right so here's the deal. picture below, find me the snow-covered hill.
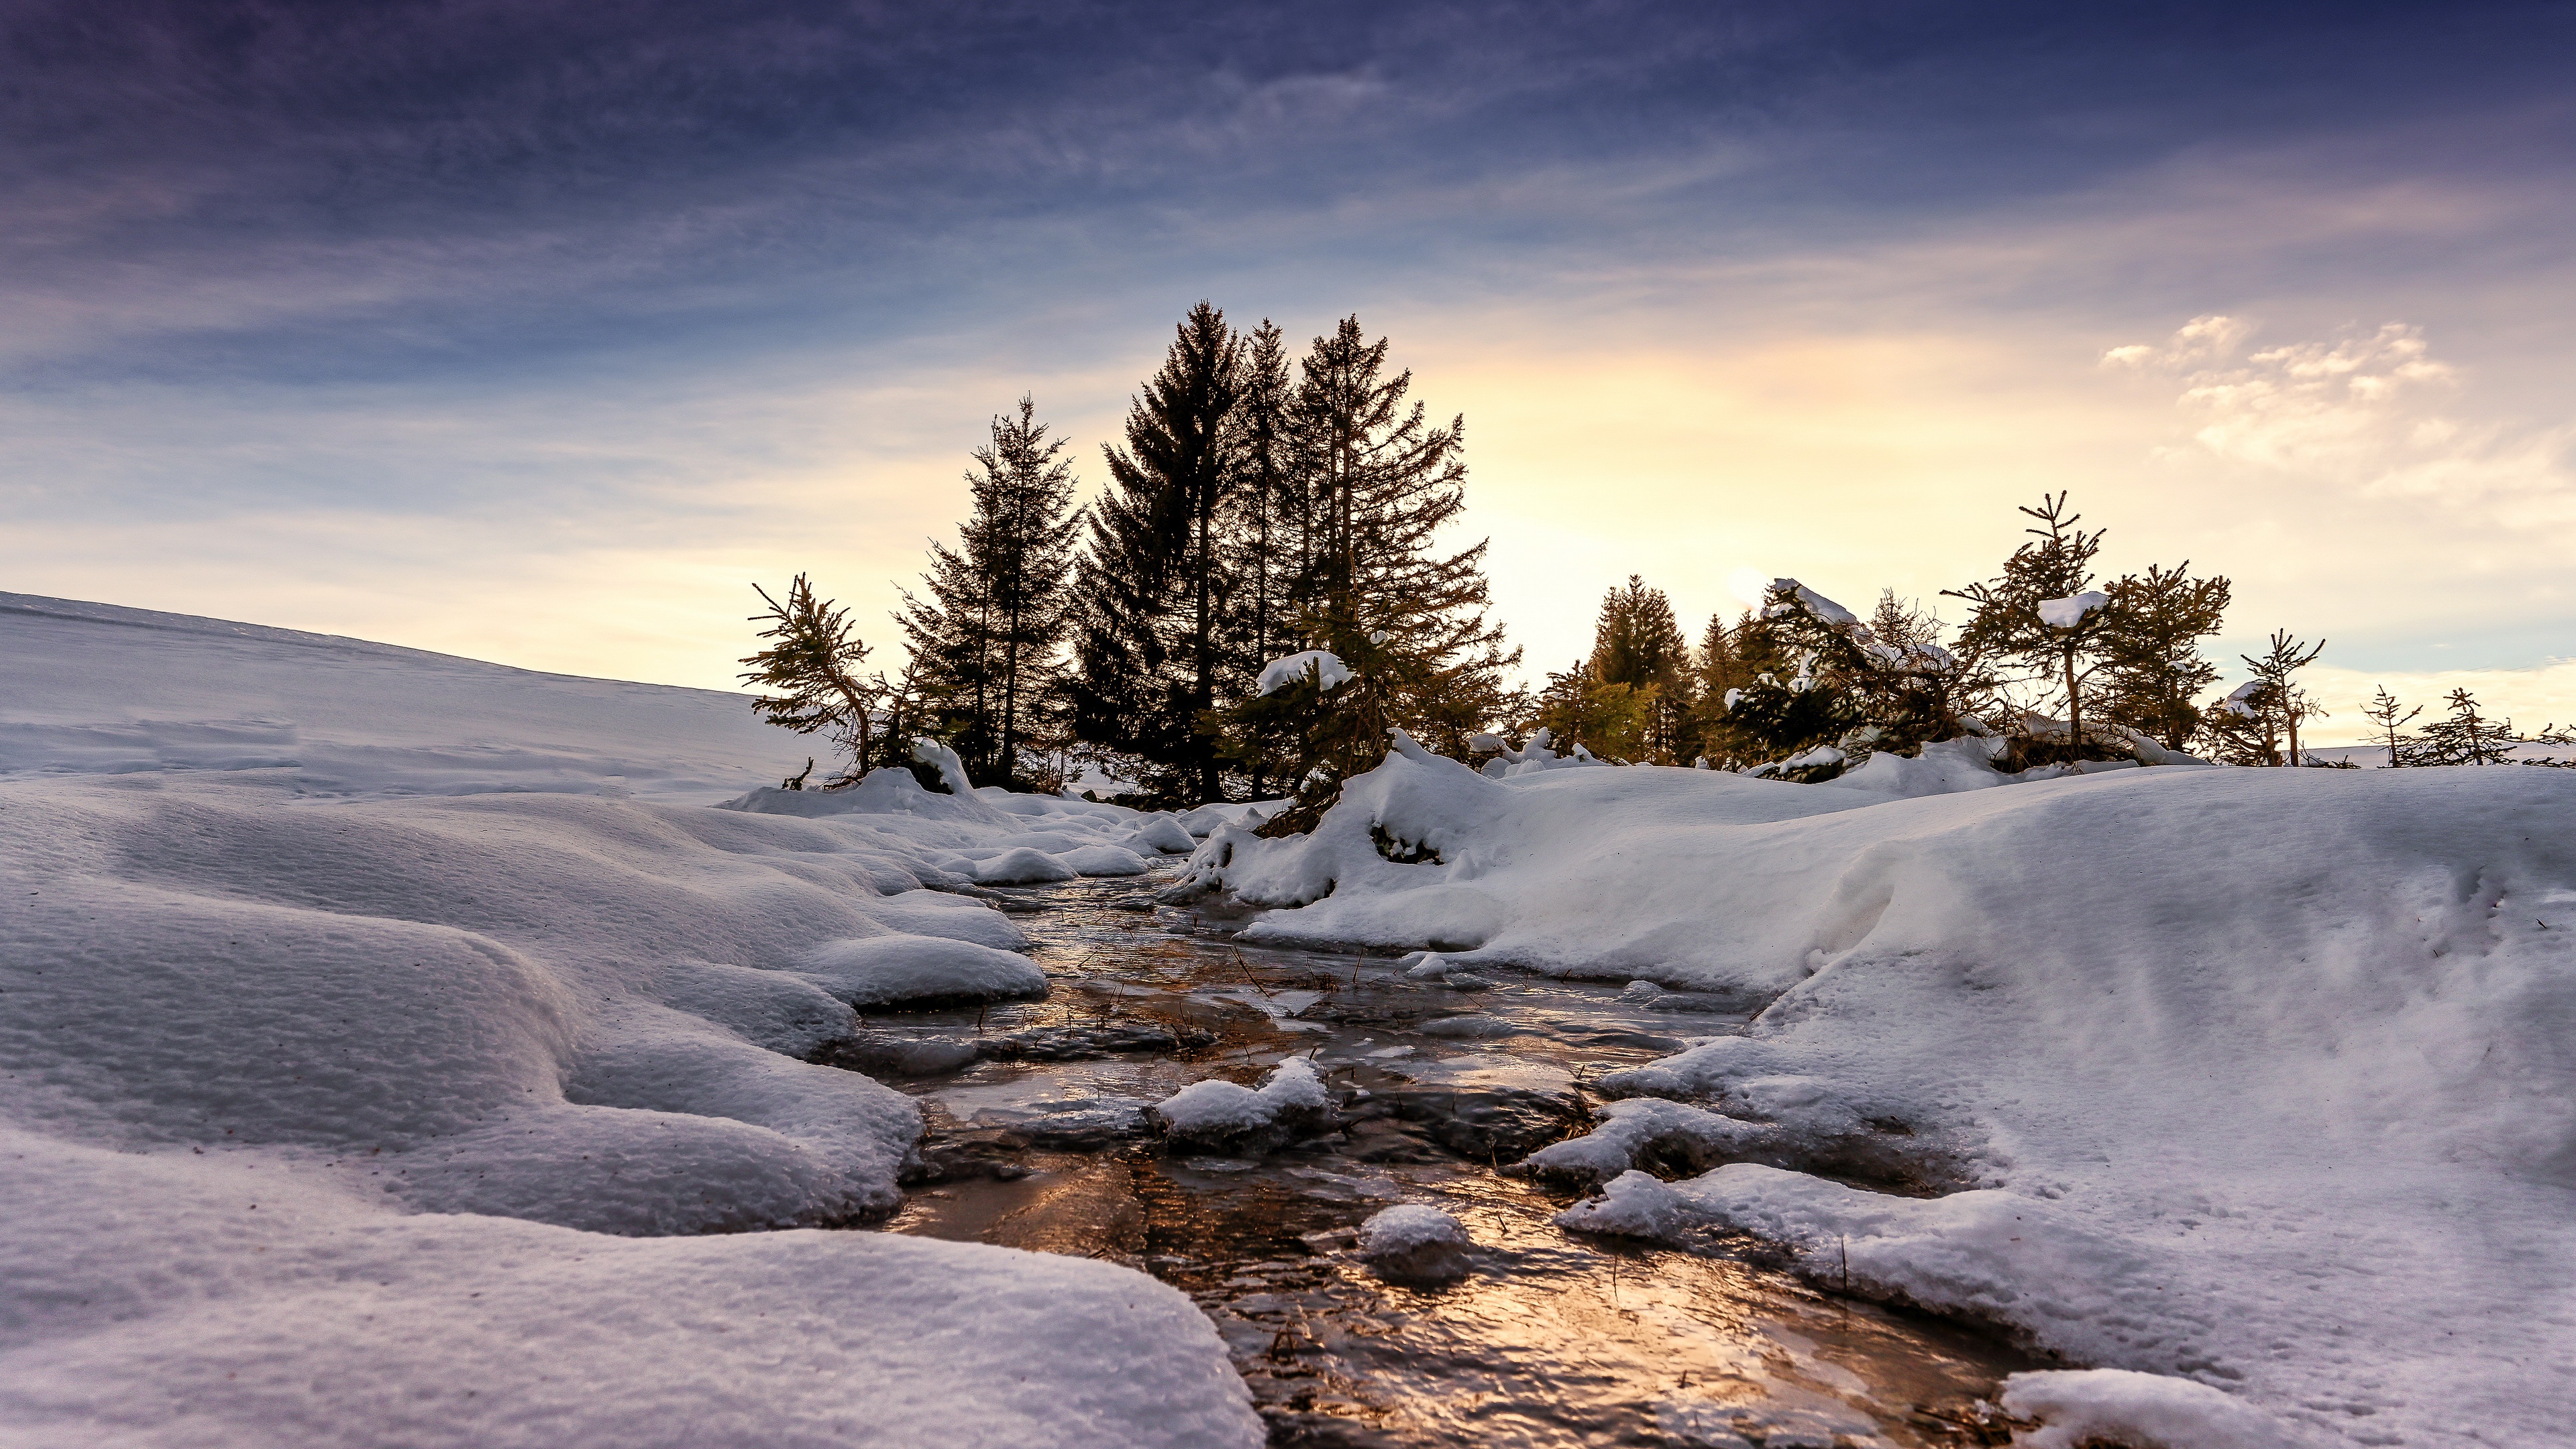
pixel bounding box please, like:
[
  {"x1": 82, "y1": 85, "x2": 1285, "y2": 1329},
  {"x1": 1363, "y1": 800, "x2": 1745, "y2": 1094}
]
[
  {"x1": 0, "y1": 594, "x2": 1261, "y2": 1449},
  {"x1": 1179, "y1": 741, "x2": 2576, "y2": 1447}
]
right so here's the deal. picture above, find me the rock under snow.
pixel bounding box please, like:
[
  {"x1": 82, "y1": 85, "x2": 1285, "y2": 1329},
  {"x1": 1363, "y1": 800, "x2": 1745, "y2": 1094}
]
[
  {"x1": 796, "y1": 934, "x2": 1050, "y2": 1008},
  {"x1": 1356, "y1": 1204, "x2": 1473, "y2": 1283},
  {"x1": 1150, "y1": 1057, "x2": 1334, "y2": 1149}
]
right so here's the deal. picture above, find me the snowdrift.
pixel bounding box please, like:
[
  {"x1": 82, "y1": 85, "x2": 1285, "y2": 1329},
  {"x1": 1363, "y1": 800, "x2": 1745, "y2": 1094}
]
[
  {"x1": 0, "y1": 594, "x2": 1260, "y2": 1449},
  {"x1": 1181, "y1": 744, "x2": 2576, "y2": 1448}
]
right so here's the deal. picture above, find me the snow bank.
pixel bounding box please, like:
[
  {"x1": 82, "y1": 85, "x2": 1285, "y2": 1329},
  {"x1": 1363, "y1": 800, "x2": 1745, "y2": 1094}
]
[
  {"x1": 0, "y1": 594, "x2": 1262, "y2": 1448},
  {"x1": 1187, "y1": 744, "x2": 2576, "y2": 1447},
  {"x1": 1, "y1": 1130, "x2": 1258, "y2": 1449},
  {"x1": 2000, "y1": 1368, "x2": 2319, "y2": 1449}
]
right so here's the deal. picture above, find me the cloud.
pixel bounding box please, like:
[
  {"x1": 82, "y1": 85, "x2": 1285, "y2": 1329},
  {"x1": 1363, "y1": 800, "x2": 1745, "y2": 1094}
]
[{"x1": 2108, "y1": 314, "x2": 2576, "y2": 515}]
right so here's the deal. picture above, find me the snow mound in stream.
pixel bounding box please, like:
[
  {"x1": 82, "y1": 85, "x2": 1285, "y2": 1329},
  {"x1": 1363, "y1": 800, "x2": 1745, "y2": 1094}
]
[
  {"x1": 1184, "y1": 745, "x2": 2576, "y2": 1448},
  {"x1": 798, "y1": 934, "x2": 1051, "y2": 1008},
  {"x1": 1152, "y1": 1057, "x2": 1332, "y2": 1146}
]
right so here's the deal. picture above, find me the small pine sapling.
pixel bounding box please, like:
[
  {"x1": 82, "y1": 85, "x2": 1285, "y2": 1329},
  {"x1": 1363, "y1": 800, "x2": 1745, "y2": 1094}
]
[
  {"x1": 2361, "y1": 687, "x2": 2422, "y2": 769},
  {"x1": 1944, "y1": 492, "x2": 2122, "y2": 762},
  {"x1": 741, "y1": 575, "x2": 884, "y2": 784},
  {"x1": 2243, "y1": 630, "x2": 2328, "y2": 765}
]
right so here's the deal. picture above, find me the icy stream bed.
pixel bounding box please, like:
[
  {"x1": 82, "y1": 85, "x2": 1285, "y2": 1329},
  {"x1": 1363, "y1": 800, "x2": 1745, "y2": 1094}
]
[{"x1": 848, "y1": 868, "x2": 2041, "y2": 1449}]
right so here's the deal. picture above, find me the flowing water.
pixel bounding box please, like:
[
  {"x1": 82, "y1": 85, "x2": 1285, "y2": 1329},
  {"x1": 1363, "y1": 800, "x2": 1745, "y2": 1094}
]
[{"x1": 848, "y1": 867, "x2": 2039, "y2": 1448}]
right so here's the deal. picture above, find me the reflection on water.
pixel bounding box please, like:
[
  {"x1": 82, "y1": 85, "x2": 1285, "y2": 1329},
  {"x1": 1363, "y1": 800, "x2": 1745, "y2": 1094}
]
[{"x1": 869, "y1": 871, "x2": 2039, "y2": 1448}]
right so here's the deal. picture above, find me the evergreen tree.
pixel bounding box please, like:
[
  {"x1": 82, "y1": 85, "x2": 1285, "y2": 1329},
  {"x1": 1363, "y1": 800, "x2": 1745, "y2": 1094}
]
[
  {"x1": 1220, "y1": 317, "x2": 1518, "y2": 828},
  {"x1": 1220, "y1": 320, "x2": 1298, "y2": 796},
  {"x1": 1279, "y1": 318, "x2": 1515, "y2": 756},
  {"x1": 2242, "y1": 629, "x2": 2328, "y2": 765},
  {"x1": 2361, "y1": 686, "x2": 2422, "y2": 769},
  {"x1": 1069, "y1": 303, "x2": 1244, "y2": 803},
  {"x1": 1586, "y1": 575, "x2": 1694, "y2": 762},
  {"x1": 1945, "y1": 492, "x2": 2119, "y2": 755},
  {"x1": 2406, "y1": 687, "x2": 2510, "y2": 765},
  {"x1": 2198, "y1": 678, "x2": 2286, "y2": 765},
  {"x1": 741, "y1": 575, "x2": 883, "y2": 782},
  {"x1": 901, "y1": 396, "x2": 1085, "y2": 785},
  {"x1": 1689, "y1": 612, "x2": 1757, "y2": 765},
  {"x1": 2100, "y1": 562, "x2": 2231, "y2": 750}
]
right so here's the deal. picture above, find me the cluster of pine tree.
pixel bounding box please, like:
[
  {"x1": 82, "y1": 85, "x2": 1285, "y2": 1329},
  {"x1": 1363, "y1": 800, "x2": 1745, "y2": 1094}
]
[
  {"x1": 2358, "y1": 685, "x2": 2571, "y2": 769},
  {"x1": 741, "y1": 303, "x2": 1517, "y2": 807},
  {"x1": 743, "y1": 350, "x2": 2544, "y2": 806},
  {"x1": 1521, "y1": 494, "x2": 2247, "y2": 777}
]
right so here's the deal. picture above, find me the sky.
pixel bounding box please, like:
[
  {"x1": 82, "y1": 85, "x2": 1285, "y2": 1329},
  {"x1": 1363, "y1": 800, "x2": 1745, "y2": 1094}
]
[{"x1": 6, "y1": 0, "x2": 2574, "y2": 742}]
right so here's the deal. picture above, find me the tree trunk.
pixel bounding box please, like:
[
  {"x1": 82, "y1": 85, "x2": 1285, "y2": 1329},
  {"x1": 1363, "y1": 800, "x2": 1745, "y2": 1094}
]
[{"x1": 2062, "y1": 648, "x2": 2082, "y2": 756}]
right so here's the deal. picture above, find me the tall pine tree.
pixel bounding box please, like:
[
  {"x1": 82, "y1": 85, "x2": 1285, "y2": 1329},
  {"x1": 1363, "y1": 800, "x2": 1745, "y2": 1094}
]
[
  {"x1": 902, "y1": 396, "x2": 1086, "y2": 785},
  {"x1": 1288, "y1": 316, "x2": 1517, "y2": 757},
  {"x1": 1069, "y1": 303, "x2": 1244, "y2": 803}
]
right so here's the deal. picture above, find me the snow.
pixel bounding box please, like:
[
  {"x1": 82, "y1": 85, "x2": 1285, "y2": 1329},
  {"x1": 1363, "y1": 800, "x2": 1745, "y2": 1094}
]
[
  {"x1": 0, "y1": 592, "x2": 1263, "y2": 1448},
  {"x1": 2000, "y1": 1368, "x2": 2318, "y2": 1449},
  {"x1": 2038, "y1": 590, "x2": 2110, "y2": 628},
  {"x1": 1150, "y1": 1057, "x2": 1332, "y2": 1145},
  {"x1": 798, "y1": 934, "x2": 1051, "y2": 1008},
  {"x1": 1254, "y1": 649, "x2": 1351, "y2": 696},
  {"x1": 972, "y1": 845, "x2": 1081, "y2": 883},
  {"x1": 1180, "y1": 742, "x2": 2576, "y2": 1447},
  {"x1": 1355, "y1": 1204, "x2": 1473, "y2": 1284},
  {"x1": 1358, "y1": 1203, "x2": 1470, "y2": 1255},
  {"x1": 1764, "y1": 578, "x2": 1859, "y2": 627}
]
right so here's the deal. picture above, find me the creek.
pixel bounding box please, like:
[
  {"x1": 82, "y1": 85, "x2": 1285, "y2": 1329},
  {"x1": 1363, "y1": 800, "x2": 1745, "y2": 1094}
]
[{"x1": 843, "y1": 866, "x2": 2039, "y2": 1449}]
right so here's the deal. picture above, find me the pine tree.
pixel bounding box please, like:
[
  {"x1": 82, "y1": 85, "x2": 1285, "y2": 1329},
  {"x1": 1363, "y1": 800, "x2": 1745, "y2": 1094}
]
[
  {"x1": 2241, "y1": 629, "x2": 2327, "y2": 765},
  {"x1": 2407, "y1": 688, "x2": 2510, "y2": 765},
  {"x1": 1690, "y1": 612, "x2": 1757, "y2": 765},
  {"x1": 2361, "y1": 686, "x2": 2422, "y2": 768},
  {"x1": 1282, "y1": 317, "x2": 1515, "y2": 757},
  {"x1": 1583, "y1": 576, "x2": 1693, "y2": 762},
  {"x1": 1069, "y1": 303, "x2": 1244, "y2": 803},
  {"x1": 2100, "y1": 562, "x2": 2231, "y2": 750},
  {"x1": 1220, "y1": 320, "x2": 1298, "y2": 796},
  {"x1": 741, "y1": 575, "x2": 883, "y2": 782},
  {"x1": 1219, "y1": 317, "x2": 1518, "y2": 828},
  {"x1": 1945, "y1": 492, "x2": 2118, "y2": 757},
  {"x1": 902, "y1": 396, "x2": 1085, "y2": 786}
]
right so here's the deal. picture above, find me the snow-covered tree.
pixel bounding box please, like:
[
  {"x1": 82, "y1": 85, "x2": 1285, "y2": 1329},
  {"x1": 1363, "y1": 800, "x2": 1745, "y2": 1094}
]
[{"x1": 1945, "y1": 492, "x2": 2120, "y2": 757}]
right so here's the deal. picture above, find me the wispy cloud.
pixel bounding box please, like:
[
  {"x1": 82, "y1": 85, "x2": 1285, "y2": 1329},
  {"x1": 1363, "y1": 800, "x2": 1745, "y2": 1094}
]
[{"x1": 2108, "y1": 314, "x2": 2576, "y2": 517}]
